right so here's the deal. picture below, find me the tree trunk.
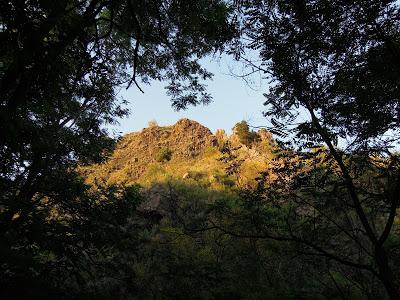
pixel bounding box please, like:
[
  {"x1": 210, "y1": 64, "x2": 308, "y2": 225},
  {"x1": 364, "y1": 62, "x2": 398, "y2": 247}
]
[{"x1": 376, "y1": 247, "x2": 400, "y2": 299}]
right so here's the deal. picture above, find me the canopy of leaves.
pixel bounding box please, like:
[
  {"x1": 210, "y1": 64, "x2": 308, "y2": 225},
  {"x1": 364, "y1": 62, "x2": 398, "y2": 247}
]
[
  {"x1": 232, "y1": 0, "x2": 400, "y2": 152},
  {"x1": 228, "y1": 1, "x2": 400, "y2": 298},
  {"x1": 233, "y1": 120, "x2": 259, "y2": 147},
  {"x1": 0, "y1": 0, "x2": 235, "y2": 296}
]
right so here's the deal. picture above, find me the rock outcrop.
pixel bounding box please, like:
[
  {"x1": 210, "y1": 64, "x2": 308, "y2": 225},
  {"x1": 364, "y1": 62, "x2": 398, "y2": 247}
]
[{"x1": 81, "y1": 118, "x2": 276, "y2": 186}]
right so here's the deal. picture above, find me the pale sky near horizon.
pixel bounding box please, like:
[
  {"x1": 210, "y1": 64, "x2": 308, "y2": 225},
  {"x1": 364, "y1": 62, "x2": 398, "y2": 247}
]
[{"x1": 111, "y1": 55, "x2": 270, "y2": 135}]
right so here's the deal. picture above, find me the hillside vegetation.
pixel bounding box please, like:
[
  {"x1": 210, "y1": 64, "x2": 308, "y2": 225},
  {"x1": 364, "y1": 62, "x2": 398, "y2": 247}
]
[
  {"x1": 74, "y1": 119, "x2": 399, "y2": 299},
  {"x1": 81, "y1": 119, "x2": 277, "y2": 188},
  {"x1": 3, "y1": 0, "x2": 400, "y2": 298}
]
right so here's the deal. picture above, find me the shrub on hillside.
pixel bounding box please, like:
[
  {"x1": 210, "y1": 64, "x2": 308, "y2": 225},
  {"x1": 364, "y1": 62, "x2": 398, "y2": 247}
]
[
  {"x1": 234, "y1": 121, "x2": 259, "y2": 147},
  {"x1": 148, "y1": 119, "x2": 158, "y2": 127},
  {"x1": 156, "y1": 147, "x2": 173, "y2": 162}
]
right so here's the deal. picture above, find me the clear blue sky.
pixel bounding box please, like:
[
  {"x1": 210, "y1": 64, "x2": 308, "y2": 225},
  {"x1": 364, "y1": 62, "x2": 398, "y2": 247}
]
[{"x1": 112, "y1": 55, "x2": 269, "y2": 135}]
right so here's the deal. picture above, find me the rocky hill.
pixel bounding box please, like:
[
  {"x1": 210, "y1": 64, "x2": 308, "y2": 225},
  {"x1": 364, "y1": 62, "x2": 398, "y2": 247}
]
[{"x1": 81, "y1": 119, "x2": 277, "y2": 188}]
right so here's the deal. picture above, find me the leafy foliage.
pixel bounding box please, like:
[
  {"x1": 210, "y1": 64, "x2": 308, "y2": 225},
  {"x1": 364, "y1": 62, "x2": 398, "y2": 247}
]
[
  {"x1": 156, "y1": 147, "x2": 173, "y2": 162},
  {"x1": 0, "y1": 0, "x2": 234, "y2": 297},
  {"x1": 233, "y1": 120, "x2": 259, "y2": 147},
  {"x1": 2, "y1": 0, "x2": 400, "y2": 298},
  {"x1": 229, "y1": 0, "x2": 400, "y2": 297}
]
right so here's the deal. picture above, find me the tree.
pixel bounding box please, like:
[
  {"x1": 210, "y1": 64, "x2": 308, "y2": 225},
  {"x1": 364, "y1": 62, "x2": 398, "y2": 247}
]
[
  {"x1": 156, "y1": 147, "x2": 173, "y2": 162},
  {"x1": 226, "y1": 1, "x2": 400, "y2": 298},
  {"x1": 233, "y1": 120, "x2": 259, "y2": 147},
  {"x1": 148, "y1": 119, "x2": 158, "y2": 128},
  {"x1": 0, "y1": 0, "x2": 234, "y2": 296}
]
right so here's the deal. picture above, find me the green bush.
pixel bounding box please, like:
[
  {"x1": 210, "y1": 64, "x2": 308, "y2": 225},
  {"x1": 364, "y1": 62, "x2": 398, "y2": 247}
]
[
  {"x1": 156, "y1": 147, "x2": 173, "y2": 162},
  {"x1": 234, "y1": 121, "x2": 259, "y2": 147}
]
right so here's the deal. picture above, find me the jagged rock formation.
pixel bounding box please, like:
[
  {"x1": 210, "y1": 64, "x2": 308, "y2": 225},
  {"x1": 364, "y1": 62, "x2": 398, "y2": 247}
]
[
  {"x1": 81, "y1": 119, "x2": 277, "y2": 187},
  {"x1": 215, "y1": 128, "x2": 228, "y2": 144},
  {"x1": 121, "y1": 118, "x2": 217, "y2": 161},
  {"x1": 258, "y1": 128, "x2": 275, "y2": 146}
]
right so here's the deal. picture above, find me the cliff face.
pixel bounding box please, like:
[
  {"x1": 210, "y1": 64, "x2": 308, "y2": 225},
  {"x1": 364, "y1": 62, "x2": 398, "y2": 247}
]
[
  {"x1": 81, "y1": 119, "x2": 276, "y2": 187},
  {"x1": 119, "y1": 118, "x2": 216, "y2": 162}
]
